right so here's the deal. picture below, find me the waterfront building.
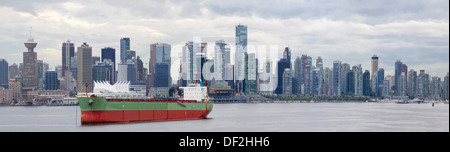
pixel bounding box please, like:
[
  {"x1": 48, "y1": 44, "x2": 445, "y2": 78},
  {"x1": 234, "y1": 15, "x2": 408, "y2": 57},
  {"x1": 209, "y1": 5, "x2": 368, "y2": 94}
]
[
  {"x1": 430, "y1": 77, "x2": 441, "y2": 100},
  {"x1": 444, "y1": 73, "x2": 449, "y2": 100},
  {"x1": 297, "y1": 55, "x2": 313, "y2": 95},
  {"x1": 323, "y1": 67, "x2": 332, "y2": 96},
  {"x1": 347, "y1": 70, "x2": 355, "y2": 95},
  {"x1": 23, "y1": 34, "x2": 38, "y2": 96},
  {"x1": 120, "y1": 38, "x2": 130, "y2": 63},
  {"x1": 408, "y1": 70, "x2": 417, "y2": 98},
  {"x1": 77, "y1": 43, "x2": 93, "y2": 93},
  {"x1": 294, "y1": 57, "x2": 301, "y2": 95},
  {"x1": 341, "y1": 63, "x2": 350, "y2": 95},
  {"x1": 354, "y1": 64, "x2": 363, "y2": 96},
  {"x1": 398, "y1": 72, "x2": 407, "y2": 98},
  {"x1": 0, "y1": 87, "x2": 12, "y2": 103},
  {"x1": 363, "y1": 70, "x2": 371, "y2": 96},
  {"x1": 382, "y1": 80, "x2": 390, "y2": 98},
  {"x1": 181, "y1": 42, "x2": 206, "y2": 86},
  {"x1": 8, "y1": 79, "x2": 22, "y2": 101},
  {"x1": 416, "y1": 70, "x2": 426, "y2": 98},
  {"x1": 316, "y1": 57, "x2": 324, "y2": 95},
  {"x1": 333, "y1": 61, "x2": 342, "y2": 96},
  {"x1": 0, "y1": 59, "x2": 8, "y2": 88},
  {"x1": 312, "y1": 68, "x2": 322, "y2": 96},
  {"x1": 304, "y1": 56, "x2": 313, "y2": 95},
  {"x1": 44, "y1": 71, "x2": 59, "y2": 90}
]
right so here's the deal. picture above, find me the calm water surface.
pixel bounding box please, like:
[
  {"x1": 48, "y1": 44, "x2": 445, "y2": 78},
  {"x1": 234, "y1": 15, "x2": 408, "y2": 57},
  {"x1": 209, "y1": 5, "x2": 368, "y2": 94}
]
[{"x1": 0, "y1": 102, "x2": 448, "y2": 132}]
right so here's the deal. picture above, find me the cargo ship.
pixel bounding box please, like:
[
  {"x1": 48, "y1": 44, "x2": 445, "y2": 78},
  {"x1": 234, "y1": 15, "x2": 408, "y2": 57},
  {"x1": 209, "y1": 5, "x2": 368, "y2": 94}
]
[{"x1": 77, "y1": 81, "x2": 213, "y2": 125}]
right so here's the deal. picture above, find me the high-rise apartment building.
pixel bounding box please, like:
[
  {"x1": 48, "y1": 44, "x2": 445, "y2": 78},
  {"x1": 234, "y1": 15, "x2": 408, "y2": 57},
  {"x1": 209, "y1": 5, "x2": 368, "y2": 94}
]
[
  {"x1": 354, "y1": 64, "x2": 363, "y2": 96},
  {"x1": 444, "y1": 73, "x2": 449, "y2": 100},
  {"x1": 363, "y1": 70, "x2": 371, "y2": 96},
  {"x1": 377, "y1": 68, "x2": 384, "y2": 97},
  {"x1": 282, "y1": 68, "x2": 292, "y2": 96},
  {"x1": 394, "y1": 60, "x2": 403, "y2": 95},
  {"x1": 333, "y1": 61, "x2": 342, "y2": 96},
  {"x1": 0, "y1": 59, "x2": 8, "y2": 88}
]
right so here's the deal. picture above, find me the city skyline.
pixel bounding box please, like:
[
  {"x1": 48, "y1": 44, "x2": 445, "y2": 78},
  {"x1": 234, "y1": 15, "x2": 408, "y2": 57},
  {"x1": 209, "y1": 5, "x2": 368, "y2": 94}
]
[{"x1": 0, "y1": 0, "x2": 448, "y2": 80}]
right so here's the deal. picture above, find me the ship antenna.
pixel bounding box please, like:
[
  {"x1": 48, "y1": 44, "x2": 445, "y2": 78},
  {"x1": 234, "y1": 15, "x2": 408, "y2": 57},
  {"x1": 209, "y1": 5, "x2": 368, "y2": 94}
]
[{"x1": 85, "y1": 83, "x2": 89, "y2": 96}]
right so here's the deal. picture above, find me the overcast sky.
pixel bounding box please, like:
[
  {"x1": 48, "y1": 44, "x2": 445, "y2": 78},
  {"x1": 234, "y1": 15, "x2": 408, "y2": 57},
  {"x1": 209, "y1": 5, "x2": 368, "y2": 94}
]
[{"x1": 0, "y1": 0, "x2": 448, "y2": 79}]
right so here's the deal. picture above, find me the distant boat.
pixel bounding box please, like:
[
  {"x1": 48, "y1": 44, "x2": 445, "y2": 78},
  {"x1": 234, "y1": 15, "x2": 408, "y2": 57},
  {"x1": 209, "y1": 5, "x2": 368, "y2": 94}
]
[
  {"x1": 408, "y1": 98, "x2": 424, "y2": 104},
  {"x1": 368, "y1": 99, "x2": 377, "y2": 102},
  {"x1": 378, "y1": 99, "x2": 390, "y2": 103},
  {"x1": 396, "y1": 100, "x2": 409, "y2": 104}
]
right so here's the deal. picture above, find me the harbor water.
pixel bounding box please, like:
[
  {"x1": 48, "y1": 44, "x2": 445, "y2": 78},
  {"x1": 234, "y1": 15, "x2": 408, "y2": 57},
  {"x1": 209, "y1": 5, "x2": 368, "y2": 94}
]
[{"x1": 0, "y1": 102, "x2": 448, "y2": 132}]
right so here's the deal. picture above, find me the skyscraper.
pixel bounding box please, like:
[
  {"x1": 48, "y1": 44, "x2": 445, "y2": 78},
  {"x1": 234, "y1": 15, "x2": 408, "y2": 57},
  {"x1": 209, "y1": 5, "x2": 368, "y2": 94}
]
[
  {"x1": 377, "y1": 68, "x2": 385, "y2": 97},
  {"x1": 398, "y1": 72, "x2": 407, "y2": 97},
  {"x1": 341, "y1": 63, "x2": 350, "y2": 95},
  {"x1": 294, "y1": 57, "x2": 301, "y2": 95},
  {"x1": 371, "y1": 55, "x2": 379, "y2": 78},
  {"x1": 0, "y1": 59, "x2": 8, "y2": 88},
  {"x1": 101, "y1": 47, "x2": 116, "y2": 84},
  {"x1": 394, "y1": 60, "x2": 403, "y2": 95},
  {"x1": 283, "y1": 47, "x2": 291, "y2": 62},
  {"x1": 444, "y1": 73, "x2": 449, "y2": 100},
  {"x1": 120, "y1": 38, "x2": 130, "y2": 63},
  {"x1": 363, "y1": 70, "x2": 371, "y2": 96},
  {"x1": 44, "y1": 71, "x2": 58, "y2": 90},
  {"x1": 275, "y1": 58, "x2": 291, "y2": 95},
  {"x1": 354, "y1": 64, "x2": 363, "y2": 96},
  {"x1": 23, "y1": 32, "x2": 38, "y2": 96},
  {"x1": 282, "y1": 68, "x2": 292, "y2": 96},
  {"x1": 215, "y1": 40, "x2": 228, "y2": 81},
  {"x1": 430, "y1": 77, "x2": 441, "y2": 100},
  {"x1": 333, "y1": 61, "x2": 342, "y2": 96},
  {"x1": 408, "y1": 69, "x2": 417, "y2": 97},
  {"x1": 245, "y1": 53, "x2": 258, "y2": 93},
  {"x1": 77, "y1": 43, "x2": 93, "y2": 93},
  {"x1": 235, "y1": 24, "x2": 247, "y2": 92},
  {"x1": 62, "y1": 40, "x2": 74, "y2": 77},
  {"x1": 347, "y1": 70, "x2": 355, "y2": 95}
]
